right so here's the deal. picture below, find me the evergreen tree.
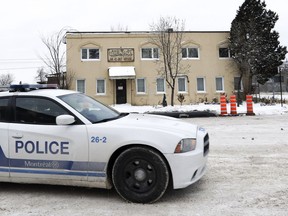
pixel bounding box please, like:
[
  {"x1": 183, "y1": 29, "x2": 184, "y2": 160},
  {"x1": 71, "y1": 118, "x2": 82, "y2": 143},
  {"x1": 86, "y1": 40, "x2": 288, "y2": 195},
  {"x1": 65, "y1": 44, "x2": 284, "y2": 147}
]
[{"x1": 229, "y1": 0, "x2": 287, "y2": 96}]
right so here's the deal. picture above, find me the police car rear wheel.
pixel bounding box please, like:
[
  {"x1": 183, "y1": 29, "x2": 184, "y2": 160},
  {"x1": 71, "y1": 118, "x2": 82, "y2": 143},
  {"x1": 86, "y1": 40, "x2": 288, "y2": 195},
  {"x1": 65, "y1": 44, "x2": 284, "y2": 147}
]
[{"x1": 112, "y1": 147, "x2": 169, "y2": 203}]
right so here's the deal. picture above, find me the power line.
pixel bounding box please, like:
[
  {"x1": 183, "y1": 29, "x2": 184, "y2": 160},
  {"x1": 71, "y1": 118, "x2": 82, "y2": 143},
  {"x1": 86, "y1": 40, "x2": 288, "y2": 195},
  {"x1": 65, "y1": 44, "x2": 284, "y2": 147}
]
[
  {"x1": 0, "y1": 57, "x2": 66, "y2": 60},
  {"x1": 0, "y1": 66, "x2": 49, "y2": 71},
  {"x1": 0, "y1": 61, "x2": 44, "y2": 64},
  {"x1": 0, "y1": 58, "x2": 43, "y2": 61},
  {"x1": 0, "y1": 58, "x2": 66, "y2": 71},
  {"x1": 0, "y1": 59, "x2": 63, "y2": 71}
]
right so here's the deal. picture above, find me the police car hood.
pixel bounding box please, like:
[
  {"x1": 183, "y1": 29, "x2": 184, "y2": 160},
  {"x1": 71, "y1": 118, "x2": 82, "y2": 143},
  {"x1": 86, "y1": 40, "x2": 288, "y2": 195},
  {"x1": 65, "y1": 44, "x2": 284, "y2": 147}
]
[{"x1": 116, "y1": 113, "x2": 198, "y2": 137}]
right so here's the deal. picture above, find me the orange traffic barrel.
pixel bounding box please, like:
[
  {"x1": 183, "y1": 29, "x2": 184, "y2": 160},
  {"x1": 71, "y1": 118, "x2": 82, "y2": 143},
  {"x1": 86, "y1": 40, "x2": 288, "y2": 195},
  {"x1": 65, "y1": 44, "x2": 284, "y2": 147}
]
[
  {"x1": 230, "y1": 95, "x2": 238, "y2": 115},
  {"x1": 246, "y1": 95, "x2": 255, "y2": 116},
  {"x1": 220, "y1": 94, "x2": 227, "y2": 116}
]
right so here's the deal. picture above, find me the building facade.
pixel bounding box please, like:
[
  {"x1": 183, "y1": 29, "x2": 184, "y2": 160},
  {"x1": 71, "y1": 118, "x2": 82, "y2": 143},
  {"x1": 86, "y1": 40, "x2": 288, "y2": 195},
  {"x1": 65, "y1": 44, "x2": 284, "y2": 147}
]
[{"x1": 66, "y1": 31, "x2": 239, "y2": 105}]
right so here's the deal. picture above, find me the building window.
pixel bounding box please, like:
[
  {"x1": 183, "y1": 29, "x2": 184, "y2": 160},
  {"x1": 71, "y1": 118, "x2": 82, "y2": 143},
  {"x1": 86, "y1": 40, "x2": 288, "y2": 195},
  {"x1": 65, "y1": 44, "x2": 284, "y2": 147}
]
[
  {"x1": 76, "y1": 80, "x2": 85, "y2": 93},
  {"x1": 219, "y1": 48, "x2": 230, "y2": 58},
  {"x1": 156, "y1": 78, "x2": 165, "y2": 93},
  {"x1": 141, "y1": 48, "x2": 159, "y2": 59},
  {"x1": 182, "y1": 47, "x2": 199, "y2": 59},
  {"x1": 96, "y1": 79, "x2": 106, "y2": 95},
  {"x1": 178, "y1": 77, "x2": 187, "y2": 93},
  {"x1": 234, "y1": 77, "x2": 243, "y2": 91},
  {"x1": 81, "y1": 48, "x2": 100, "y2": 60},
  {"x1": 216, "y1": 77, "x2": 224, "y2": 92},
  {"x1": 197, "y1": 77, "x2": 205, "y2": 92},
  {"x1": 136, "y1": 78, "x2": 146, "y2": 94}
]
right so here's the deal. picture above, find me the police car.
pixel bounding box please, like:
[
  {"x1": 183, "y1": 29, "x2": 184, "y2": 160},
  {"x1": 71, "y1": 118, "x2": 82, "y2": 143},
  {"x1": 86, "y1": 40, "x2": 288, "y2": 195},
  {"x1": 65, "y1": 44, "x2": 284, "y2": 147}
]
[{"x1": 0, "y1": 84, "x2": 209, "y2": 203}]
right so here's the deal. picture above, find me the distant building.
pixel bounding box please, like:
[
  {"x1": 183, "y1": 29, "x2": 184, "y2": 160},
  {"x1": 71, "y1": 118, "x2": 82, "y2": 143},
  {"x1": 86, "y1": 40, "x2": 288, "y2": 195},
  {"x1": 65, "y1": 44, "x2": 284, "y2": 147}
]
[
  {"x1": 257, "y1": 60, "x2": 288, "y2": 93},
  {"x1": 0, "y1": 86, "x2": 9, "y2": 92},
  {"x1": 46, "y1": 72, "x2": 67, "y2": 89},
  {"x1": 66, "y1": 31, "x2": 240, "y2": 105}
]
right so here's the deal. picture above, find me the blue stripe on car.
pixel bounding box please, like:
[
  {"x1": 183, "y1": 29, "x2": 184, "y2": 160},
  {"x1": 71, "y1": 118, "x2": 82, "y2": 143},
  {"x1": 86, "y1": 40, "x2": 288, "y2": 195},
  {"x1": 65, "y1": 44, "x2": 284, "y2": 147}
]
[{"x1": 0, "y1": 146, "x2": 106, "y2": 177}]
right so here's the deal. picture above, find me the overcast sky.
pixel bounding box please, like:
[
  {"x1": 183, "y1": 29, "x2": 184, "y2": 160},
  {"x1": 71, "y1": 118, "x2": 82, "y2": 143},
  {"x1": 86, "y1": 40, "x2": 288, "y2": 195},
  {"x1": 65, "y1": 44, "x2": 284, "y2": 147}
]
[{"x1": 0, "y1": 0, "x2": 287, "y2": 84}]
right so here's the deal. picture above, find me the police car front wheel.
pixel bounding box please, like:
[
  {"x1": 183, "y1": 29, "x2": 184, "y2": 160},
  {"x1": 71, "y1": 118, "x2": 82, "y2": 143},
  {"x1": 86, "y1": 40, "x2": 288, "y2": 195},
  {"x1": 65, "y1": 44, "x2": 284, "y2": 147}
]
[{"x1": 112, "y1": 147, "x2": 169, "y2": 203}]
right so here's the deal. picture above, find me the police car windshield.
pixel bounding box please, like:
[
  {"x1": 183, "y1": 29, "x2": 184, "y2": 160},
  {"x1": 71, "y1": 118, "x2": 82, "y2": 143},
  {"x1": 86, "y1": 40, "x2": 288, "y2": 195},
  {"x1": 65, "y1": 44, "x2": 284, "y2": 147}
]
[{"x1": 58, "y1": 93, "x2": 121, "y2": 123}]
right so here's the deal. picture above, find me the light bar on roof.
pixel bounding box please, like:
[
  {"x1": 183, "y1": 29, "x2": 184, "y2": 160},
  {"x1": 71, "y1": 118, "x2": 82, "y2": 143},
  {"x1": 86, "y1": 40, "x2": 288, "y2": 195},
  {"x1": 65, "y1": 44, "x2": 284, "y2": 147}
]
[{"x1": 9, "y1": 84, "x2": 58, "y2": 92}]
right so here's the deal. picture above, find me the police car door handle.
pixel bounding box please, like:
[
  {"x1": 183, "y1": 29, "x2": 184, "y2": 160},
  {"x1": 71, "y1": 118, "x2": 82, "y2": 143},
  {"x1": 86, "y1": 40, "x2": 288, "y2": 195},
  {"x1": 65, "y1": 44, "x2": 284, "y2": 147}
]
[{"x1": 12, "y1": 132, "x2": 23, "y2": 139}]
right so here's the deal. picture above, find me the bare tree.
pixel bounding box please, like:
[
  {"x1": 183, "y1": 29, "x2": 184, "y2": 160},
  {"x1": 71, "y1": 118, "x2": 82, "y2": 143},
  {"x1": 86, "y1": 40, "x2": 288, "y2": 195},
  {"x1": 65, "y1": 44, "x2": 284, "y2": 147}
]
[
  {"x1": 40, "y1": 28, "x2": 74, "y2": 89},
  {"x1": 65, "y1": 69, "x2": 76, "y2": 90},
  {"x1": 0, "y1": 73, "x2": 14, "y2": 85},
  {"x1": 110, "y1": 24, "x2": 128, "y2": 31},
  {"x1": 35, "y1": 67, "x2": 48, "y2": 83},
  {"x1": 149, "y1": 17, "x2": 187, "y2": 106}
]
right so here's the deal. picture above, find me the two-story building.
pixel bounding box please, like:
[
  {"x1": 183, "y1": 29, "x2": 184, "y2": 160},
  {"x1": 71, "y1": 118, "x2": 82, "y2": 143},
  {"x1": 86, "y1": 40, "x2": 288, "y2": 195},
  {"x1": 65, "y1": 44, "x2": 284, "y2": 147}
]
[{"x1": 66, "y1": 31, "x2": 239, "y2": 105}]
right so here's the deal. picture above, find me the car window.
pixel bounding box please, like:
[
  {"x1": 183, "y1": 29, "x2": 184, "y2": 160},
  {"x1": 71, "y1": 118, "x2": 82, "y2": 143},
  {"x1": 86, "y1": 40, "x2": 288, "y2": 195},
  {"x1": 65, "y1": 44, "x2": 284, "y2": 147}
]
[
  {"x1": 59, "y1": 93, "x2": 120, "y2": 123},
  {"x1": 15, "y1": 97, "x2": 69, "y2": 125},
  {"x1": 0, "y1": 97, "x2": 10, "y2": 122}
]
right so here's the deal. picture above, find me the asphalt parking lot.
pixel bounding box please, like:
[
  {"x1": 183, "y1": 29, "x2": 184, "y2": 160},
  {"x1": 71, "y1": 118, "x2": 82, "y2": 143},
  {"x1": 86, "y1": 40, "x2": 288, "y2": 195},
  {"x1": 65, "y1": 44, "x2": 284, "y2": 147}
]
[{"x1": 0, "y1": 114, "x2": 287, "y2": 216}]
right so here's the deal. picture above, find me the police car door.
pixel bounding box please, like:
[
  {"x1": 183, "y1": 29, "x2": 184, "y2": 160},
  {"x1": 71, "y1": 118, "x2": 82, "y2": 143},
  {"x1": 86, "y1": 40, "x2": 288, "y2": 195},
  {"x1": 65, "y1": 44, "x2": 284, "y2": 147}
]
[
  {"x1": 9, "y1": 96, "x2": 89, "y2": 182},
  {"x1": 0, "y1": 96, "x2": 10, "y2": 178}
]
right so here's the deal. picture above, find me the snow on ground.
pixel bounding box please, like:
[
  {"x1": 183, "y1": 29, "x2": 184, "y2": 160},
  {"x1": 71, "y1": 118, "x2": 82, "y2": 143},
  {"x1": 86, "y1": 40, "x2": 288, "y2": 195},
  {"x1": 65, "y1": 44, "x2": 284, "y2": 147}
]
[
  {"x1": 1, "y1": 114, "x2": 287, "y2": 216},
  {"x1": 111, "y1": 101, "x2": 288, "y2": 116}
]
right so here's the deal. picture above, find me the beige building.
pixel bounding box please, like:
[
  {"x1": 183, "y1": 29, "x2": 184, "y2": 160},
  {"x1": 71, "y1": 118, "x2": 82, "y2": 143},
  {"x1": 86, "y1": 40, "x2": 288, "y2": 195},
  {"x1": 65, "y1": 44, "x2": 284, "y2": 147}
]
[{"x1": 66, "y1": 31, "x2": 239, "y2": 105}]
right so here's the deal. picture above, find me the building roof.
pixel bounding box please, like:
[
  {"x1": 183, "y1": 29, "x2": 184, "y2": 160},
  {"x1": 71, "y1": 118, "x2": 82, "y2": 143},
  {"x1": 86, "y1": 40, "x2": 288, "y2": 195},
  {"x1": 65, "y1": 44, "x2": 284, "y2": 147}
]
[{"x1": 66, "y1": 30, "x2": 230, "y2": 35}]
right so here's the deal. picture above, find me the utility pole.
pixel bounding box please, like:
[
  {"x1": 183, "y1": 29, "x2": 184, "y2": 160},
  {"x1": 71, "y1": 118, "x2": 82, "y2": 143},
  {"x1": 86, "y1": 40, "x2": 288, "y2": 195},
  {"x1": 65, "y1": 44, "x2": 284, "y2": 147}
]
[{"x1": 278, "y1": 66, "x2": 283, "y2": 107}]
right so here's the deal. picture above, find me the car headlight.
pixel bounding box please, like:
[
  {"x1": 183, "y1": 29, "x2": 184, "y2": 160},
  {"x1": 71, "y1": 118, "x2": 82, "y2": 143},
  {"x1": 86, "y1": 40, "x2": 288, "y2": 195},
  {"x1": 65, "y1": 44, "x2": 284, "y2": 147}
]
[{"x1": 174, "y1": 138, "x2": 197, "y2": 153}]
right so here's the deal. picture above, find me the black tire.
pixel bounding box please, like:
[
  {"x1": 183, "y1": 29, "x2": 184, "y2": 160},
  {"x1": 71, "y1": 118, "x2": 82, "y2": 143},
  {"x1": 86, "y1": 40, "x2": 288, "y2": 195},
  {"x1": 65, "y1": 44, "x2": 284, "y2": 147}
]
[{"x1": 112, "y1": 147, "x2": 169, "y2": 203}]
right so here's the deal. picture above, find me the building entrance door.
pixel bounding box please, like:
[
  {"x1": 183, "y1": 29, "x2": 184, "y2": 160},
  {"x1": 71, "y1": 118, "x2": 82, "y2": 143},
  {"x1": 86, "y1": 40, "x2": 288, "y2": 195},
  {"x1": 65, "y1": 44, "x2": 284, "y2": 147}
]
[{"x1": 116, "y1": 79, "x2": 127, "y2": 104}]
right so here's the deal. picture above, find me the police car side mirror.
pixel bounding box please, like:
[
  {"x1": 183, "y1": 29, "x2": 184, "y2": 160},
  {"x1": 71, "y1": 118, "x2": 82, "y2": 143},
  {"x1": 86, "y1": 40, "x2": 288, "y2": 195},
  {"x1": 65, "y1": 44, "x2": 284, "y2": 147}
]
[{"x1": 56, "y1": 115, "x2": 75, "y2": 125}]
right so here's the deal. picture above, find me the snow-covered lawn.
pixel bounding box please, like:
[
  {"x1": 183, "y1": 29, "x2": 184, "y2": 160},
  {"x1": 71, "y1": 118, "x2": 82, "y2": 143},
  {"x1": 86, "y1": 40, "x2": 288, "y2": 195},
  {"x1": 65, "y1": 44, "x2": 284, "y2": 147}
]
[{"x1": 112, "y1": 101, "x2": 288, "y2": 116}]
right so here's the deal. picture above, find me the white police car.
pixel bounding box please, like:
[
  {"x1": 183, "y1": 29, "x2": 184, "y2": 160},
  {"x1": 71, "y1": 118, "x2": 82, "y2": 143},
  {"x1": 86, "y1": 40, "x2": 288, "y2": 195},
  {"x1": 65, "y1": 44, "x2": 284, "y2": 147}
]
[{"x1": 0, "y1": 84, "x2": 209, "y2": 203}]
